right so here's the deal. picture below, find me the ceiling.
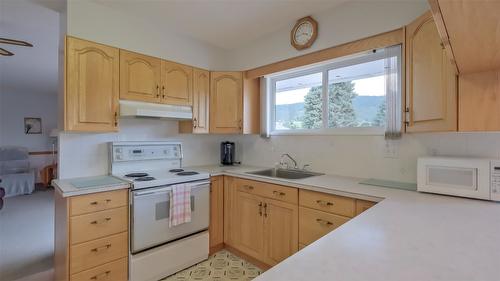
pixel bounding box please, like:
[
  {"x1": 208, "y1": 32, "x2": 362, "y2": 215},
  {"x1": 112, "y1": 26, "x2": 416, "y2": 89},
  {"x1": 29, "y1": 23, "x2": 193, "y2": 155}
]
[{"x1": 92, "y1": 0, "x2": 349, "y2": 50}]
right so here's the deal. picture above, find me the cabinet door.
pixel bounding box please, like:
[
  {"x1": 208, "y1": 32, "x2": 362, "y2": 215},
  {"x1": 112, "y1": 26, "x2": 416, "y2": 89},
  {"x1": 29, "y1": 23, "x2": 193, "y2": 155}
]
[
  {"x1": 193, "y1": 68, "x2": 210, "y2": 133},
  {"x1": 234, "y1": 191, "x2": 265, "y2": 260},
  {"x1": 66, "y1": 37, "x2": 119, "y2": 132},
  {"x1": 263, "y1": 198, "x2": 298, "y2": 265},
  {"x1": 210, "y1": 72, "x2": 243, "y2": 134},
  {"x1": 161, "y1": 61, "x2": 193, "y2": 106},
  {"x1": 209, "y1": 176, "x2": 224, "y2": 250},
  {"x1": 405, "y1": 11, "x2": 457, "y2": 133},
  {"x1": 120, "y1": 50, "x2": 161, "y2": 103}
]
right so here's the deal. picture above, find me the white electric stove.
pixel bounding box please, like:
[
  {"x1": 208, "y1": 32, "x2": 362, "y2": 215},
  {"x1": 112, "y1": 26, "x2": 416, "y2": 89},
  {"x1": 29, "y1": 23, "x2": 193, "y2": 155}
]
[{"x1": 109, "y1": 141, "x2": 209, "y2": 281}]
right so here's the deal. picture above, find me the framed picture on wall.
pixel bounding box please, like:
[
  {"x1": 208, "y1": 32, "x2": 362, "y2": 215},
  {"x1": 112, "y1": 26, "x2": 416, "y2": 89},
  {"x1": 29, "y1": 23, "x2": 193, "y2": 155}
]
[{"x1": 24, "y1": 117, "x2": 42, "y2": 134}]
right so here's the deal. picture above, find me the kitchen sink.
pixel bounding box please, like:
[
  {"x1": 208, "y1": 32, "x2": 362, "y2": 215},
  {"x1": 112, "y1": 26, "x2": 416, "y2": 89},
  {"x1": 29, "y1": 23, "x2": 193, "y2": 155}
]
[{"x1": 246, "y1": 168, "x2": 323, "y2": 179}]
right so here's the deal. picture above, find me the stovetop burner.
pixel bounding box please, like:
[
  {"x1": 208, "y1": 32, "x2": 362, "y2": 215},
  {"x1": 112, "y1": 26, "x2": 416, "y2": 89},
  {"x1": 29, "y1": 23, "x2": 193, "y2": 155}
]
[
  {"x1": 134, "y1": 176, "x2": 156, "y2": 181},
  {"x1": 177, "y1": 171, "x2": 199, "y2": 176},
  {"x1": 125, "y1": 172, "x2": 149, "y2": 178},
  {"x1": 169, "y1": 169, "x2": 184, "y2": 173}
]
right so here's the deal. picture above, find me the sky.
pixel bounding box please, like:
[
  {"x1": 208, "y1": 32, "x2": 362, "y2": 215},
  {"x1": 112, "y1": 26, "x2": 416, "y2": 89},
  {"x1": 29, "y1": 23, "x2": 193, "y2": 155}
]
[{"x1": 276, "y1": 75, "x2": 385, "y2": 105}]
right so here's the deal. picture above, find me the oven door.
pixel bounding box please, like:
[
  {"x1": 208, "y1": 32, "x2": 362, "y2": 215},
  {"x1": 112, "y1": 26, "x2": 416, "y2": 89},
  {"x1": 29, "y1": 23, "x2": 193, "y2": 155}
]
[{"x1": 131, "y1": 180, "x2": 210, "y2": 254}]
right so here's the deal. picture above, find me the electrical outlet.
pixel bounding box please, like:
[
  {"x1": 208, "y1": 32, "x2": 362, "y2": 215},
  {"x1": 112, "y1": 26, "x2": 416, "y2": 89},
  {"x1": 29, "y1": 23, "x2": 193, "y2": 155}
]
[{"x1": 384, "y1": 140, "x2": 399, "y2": 158}]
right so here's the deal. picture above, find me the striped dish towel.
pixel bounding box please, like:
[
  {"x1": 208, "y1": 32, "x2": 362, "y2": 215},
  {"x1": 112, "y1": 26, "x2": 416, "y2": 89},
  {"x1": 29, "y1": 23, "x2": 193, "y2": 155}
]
[{"x1": 169, "y1": 183, "x2": 192, "y2": 227}]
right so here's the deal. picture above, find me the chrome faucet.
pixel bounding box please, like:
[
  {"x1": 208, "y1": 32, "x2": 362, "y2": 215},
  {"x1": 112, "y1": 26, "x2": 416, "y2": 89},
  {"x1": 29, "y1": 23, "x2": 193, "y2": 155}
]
[{"x1": 280, "y1": 153, "x2": 299, "y2": 170}]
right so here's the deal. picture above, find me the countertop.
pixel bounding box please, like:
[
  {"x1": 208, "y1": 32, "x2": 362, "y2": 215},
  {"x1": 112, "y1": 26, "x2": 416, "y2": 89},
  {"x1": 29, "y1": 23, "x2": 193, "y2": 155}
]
[
  {"x1": 188, "y1": 164, "x2": 500, "y2": 281},
  {"x1": 52, "y1": 175, "x2": 130, "y2": 197}
]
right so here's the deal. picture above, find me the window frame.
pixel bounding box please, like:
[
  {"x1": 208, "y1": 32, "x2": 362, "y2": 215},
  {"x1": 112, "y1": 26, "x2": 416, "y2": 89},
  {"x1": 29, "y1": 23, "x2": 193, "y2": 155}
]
[{"x1": 268, "y1": 48, "x2": 398, "y2": 136}]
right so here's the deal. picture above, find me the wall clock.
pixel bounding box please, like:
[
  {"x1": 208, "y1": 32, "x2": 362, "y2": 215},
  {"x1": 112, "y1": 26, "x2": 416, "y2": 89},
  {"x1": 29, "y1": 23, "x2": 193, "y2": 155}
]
[{"x1": 291, "y1": 16, "x2": 318, "y2": 51}]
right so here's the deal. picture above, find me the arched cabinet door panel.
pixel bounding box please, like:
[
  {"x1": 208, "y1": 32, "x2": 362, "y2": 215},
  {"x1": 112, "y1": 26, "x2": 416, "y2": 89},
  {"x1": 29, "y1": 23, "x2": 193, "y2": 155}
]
[
  {"x1": 66, "y1": 37, "x2": 119, "y2": 132},
  {"x1": 210, "y1": 72, "x2": 243, "y2": 134},
  {"x1": 161, "y1": 61, "x2": 193, "y2": 106},
  {"x1": 120, "y1": 50, "x2": 161, "y2": 103}
]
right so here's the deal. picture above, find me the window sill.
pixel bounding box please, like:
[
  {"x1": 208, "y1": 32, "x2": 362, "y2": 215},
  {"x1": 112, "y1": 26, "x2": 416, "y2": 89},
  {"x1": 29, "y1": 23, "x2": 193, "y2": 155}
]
[{"x1": 269, "y1": 127, "x2": 385, "y2": 136}]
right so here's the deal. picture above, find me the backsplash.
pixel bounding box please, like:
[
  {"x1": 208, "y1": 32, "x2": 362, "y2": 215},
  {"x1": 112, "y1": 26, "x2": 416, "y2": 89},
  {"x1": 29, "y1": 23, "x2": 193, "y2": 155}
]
[{"x1": 59, "y1": 118, "x2": 500, "y2": 182}]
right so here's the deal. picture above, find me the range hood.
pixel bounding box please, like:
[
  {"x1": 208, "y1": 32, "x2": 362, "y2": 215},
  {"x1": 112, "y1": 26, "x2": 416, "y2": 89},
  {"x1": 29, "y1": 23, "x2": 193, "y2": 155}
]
[{"x1": 119, "y1": 100, "x2": 192, "y2": 120}]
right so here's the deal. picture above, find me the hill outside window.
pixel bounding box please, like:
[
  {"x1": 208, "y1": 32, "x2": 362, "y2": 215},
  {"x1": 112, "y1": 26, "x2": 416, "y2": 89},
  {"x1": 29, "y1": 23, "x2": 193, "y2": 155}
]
[{"x1": 266, "y1": 45, "x2": 402, "y2": 137}]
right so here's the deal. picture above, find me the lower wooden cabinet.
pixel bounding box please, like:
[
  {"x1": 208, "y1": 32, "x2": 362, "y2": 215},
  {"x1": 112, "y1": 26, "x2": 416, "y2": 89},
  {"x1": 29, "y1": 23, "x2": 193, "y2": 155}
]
[
  {"x1": 209, "y1": 176, "x2": 224, "y2": 252},
  {"x1": 263, "y1": 198, "x2": 298, "y2": 265},
  {"x1": 222, "y1": 176, "x2": 377, "y2": 267},
  {"x1": 224, "y1": 177, "x2": 298, "y2": 266},
  {"x1": 55, "y1": 189, "x2": 129, "y2": 281}
]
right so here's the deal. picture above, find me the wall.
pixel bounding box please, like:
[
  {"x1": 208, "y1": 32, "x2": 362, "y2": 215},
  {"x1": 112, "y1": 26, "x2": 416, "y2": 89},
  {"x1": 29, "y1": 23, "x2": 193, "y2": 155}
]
[
  {"x1": 226, "y1": 1, "x2": 429, "y2": 70},
  {"x1": 66, "y1": 0, "x2": 227, "y2": 70},
  {"x1": 0, "y1": 0, "x2": 60, "y2": 182}
]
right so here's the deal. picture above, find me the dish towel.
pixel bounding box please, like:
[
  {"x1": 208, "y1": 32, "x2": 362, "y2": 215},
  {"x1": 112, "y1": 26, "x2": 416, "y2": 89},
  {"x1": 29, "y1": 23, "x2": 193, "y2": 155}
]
[{"x1": 169, "y1": 183, "x2": 192, "y2": 227}]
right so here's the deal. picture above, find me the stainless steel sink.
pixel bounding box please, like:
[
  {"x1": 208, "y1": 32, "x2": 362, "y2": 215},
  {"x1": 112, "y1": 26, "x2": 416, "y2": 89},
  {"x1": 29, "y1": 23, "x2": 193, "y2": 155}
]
[{"x1": 246, "y1": 168, "x2": 323, "y2": 179}]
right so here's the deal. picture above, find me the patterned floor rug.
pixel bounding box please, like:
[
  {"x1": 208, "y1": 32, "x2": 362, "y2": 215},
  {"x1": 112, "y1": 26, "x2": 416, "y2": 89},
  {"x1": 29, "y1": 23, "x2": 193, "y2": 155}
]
[{"x1": 161, "y1": 250, "x2": 262, "y2": 281}]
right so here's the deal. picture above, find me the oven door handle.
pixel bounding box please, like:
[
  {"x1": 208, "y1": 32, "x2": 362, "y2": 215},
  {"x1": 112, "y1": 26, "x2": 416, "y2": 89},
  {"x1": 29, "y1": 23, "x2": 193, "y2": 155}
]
[{"x1": 133, "y1": 180, "x2": 210, "y2": 197}]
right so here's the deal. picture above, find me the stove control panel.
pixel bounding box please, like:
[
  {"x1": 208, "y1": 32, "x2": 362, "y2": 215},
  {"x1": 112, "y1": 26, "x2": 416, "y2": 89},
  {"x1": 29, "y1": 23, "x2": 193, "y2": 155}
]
[
  {"x1": 491, "y1": 160, "x2": 500, "y2": 200},
  {"x1": 111, "y1": 142, "x2": 182, "y2": 162}
]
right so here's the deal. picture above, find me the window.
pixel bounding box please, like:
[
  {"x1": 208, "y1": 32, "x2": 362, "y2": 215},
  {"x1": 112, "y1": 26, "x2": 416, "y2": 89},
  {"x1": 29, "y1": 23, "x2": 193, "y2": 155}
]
[{"x1": 267, "y1": 45, "x2": 401, "y2": 136}]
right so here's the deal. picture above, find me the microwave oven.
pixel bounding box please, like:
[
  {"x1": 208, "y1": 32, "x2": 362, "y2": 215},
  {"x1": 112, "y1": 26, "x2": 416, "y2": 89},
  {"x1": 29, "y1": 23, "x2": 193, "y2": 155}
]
[{"x1": 417, "y1": 157, "x2": 500, "y2": 201}]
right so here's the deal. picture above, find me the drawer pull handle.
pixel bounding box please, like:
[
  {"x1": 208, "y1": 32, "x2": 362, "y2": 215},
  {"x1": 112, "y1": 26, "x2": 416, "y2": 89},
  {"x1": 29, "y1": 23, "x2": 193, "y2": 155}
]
[
  {"x1": 258, "y1": 202, "x2": 263, "y2": 216},
  {"x1": 316, "y1": 218, "x2": 333, "y2": 226},
  {"x1": 90, "y1": 217, "x2": 111, "y2": 225},
  {"x1": 91, "y1": 270, "x2": 111, "y2": 280},
  {"x1": 316, "y1": 200, "x2": 334, "y2": 206},
  {"x1": 90, "y1": 199, "x2": 112, "y2": 205},
  {"x1": 243, "y1": 185, "x2": 254, "y2": 190},
  {"x1": 273, "y1": 191, "x2": 286, "y2": 196},
  {"x1": 263, "y1": 203, "x2": 268, "y2": 217},
  {"x1": 91, "y1": 244, "x2": 112, "y2": 252}
]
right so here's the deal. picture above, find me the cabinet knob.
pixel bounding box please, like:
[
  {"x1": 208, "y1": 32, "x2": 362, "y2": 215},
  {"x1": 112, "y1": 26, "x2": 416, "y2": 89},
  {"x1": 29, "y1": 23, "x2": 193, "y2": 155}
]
[
  {"x1": 156, "y1": 85, "x2": 160, "y2": 98},
  {"x1": 258, "y1": 202, "x2": 263, "y2": 216},
  {"x1": 242, "y1": 185, "x2": 254, "y2": 190},
  {"x1": 114, "y1": 112, "x2": 118, "y2": 127},
  {"x1": 91, "y1": 270, "x2": 111, "y2": 280},
  {"x1": 316, "y1": 200, "x2": 333, "y2": 206},
  {"x1": 316, "y1": 218, "x2": 333, "y2": 226},
  {"x1": 162, "y1": 86, "x2": 166, "y2": 99},
  {"x1": 193, "y1": 118, "x2": 197, "y2": 128}
]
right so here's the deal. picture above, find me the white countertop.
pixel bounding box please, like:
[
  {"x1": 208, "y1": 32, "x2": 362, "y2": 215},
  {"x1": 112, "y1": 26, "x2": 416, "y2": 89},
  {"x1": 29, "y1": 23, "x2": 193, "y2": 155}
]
[
  {"x1": 188, "y1": 164, "x2": 500, "y2": 281},
  {"x1": 53, "y1": 175, "x2": 130, "y2": 197}
]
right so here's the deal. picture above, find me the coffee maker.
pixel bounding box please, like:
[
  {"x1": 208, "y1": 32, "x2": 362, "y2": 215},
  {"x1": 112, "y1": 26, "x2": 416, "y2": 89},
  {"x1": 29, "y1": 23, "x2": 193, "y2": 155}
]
[{"x1": 220, "y1": 141, "x2": 235, "y2": 165}]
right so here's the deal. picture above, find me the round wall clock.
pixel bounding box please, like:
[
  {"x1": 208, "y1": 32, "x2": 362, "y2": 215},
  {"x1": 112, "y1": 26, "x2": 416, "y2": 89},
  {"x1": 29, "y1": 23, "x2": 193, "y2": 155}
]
[{"x1": 291, "y1": 16, "x2": 318, "y2": 51}]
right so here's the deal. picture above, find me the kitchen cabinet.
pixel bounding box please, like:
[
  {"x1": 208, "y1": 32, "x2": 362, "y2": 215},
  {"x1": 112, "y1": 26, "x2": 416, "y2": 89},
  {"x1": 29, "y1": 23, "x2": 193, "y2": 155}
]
[
  {"x1": 179, "y1": 68, "x2": 210, "y2": 134},
  {"x1": 225, "y1": 177, "x2": 298, "y2": 266},
  {"x1": 405, "y1": 11, "x2": 457, "y2": 133},
  {"x1": 298, "y1": 189, "x2": 376, "y2": 246},
  {"x1": 355, "y1": 199, "x2": 377, "y2": 215},
  {"x1": 54, "y1": 189, "x2": 129, "y2": 281},
  {"x1": 458, "y1": 70, "x2": 500, "y2": 131},
  {"x1": 161, "y1": 61, "x2": 193, "y2": 106},
  {"x1": 210, "y1": 72, "x2": 243, "y2": 134},
  {"x1": 428, "y1": 0, "x2": 500, "y2": 74},
  {"x1": 263, "y1": 198, "x2": 298, "y2": 266},
  {"x1": 65, "y1": 37, "x2": 119, "y2": 132},
  {"x1": 235, "y1": 191, "x2": 266, "y2": 260},
  {"x1": 119, "y1": 50, "x2": 161, "y2": 103},
  {"x1": 209, "y1": 176, "x2": 224, "y2": 252}
]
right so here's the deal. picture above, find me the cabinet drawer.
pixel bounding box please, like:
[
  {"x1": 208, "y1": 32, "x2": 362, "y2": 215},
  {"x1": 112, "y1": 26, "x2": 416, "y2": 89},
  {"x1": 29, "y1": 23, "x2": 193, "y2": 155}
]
[
  {"x1": 299, "y1": 207, "x2": 349, "y2": 246},
  {"x1": 70, "y1": 189, "x2": 128, "y2": 216},
  {"x1": 299, "y1": 190, "x2": 355, "y2": 217},
  {"x1": 235, "y1": 178, "x2": 298, "y2": 204},
  {"x1": 355, "y1": 200, "x2": 376, "y2": 216},
  {"x1": 70, "y1": 207, "x2": 128, "y2": 244},
  {"x1": 70, "y1": 257, "x2": 128, "y2": 281},
  {"x1": 70, "y1": 232, "x2": 128, "y2": 274}
]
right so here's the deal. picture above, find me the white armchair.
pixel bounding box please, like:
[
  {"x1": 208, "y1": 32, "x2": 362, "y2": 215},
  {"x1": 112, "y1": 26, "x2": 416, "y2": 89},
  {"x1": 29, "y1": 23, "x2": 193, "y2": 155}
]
[{"x1": 0, "y1": 146, "x2": 35, "y2": 197}]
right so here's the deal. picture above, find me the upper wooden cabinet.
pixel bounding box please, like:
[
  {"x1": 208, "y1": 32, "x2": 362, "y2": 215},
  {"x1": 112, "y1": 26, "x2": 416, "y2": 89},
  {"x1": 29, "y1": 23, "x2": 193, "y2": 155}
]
[
  {"x1": 428, "y1": 0, "x2": 500, "y2": 74},
  {"x1": 161, "y1": 61, "x2": 193, "y2": 106},
  {"x1": 179, "y1": 68, "x2": 210, "y2": 134},
  {"x1": 119, "y1": 50, "x2": 161, "y2": 103},
  {"x1": 459, "y1": 70, "x2": 500, "y2": 131},
  {"x1": 210, "y1": 72, "x2": 243, "y2": 134},
  {"x1": 65, "y1": 37, "x2": 119, "y2": 132},
  {"x1": 405, "y1": 11, "x2": 457, "y2": 133}
]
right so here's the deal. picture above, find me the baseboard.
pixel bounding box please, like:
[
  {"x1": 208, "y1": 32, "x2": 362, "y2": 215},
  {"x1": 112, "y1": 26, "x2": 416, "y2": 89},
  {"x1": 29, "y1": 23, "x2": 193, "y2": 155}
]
[
  {"x1": 223, "y1": 244, "x2": 272, "y2": 271},
  {"x1": 209, "y1": 243, "x2": 225, "y2": 255}
]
